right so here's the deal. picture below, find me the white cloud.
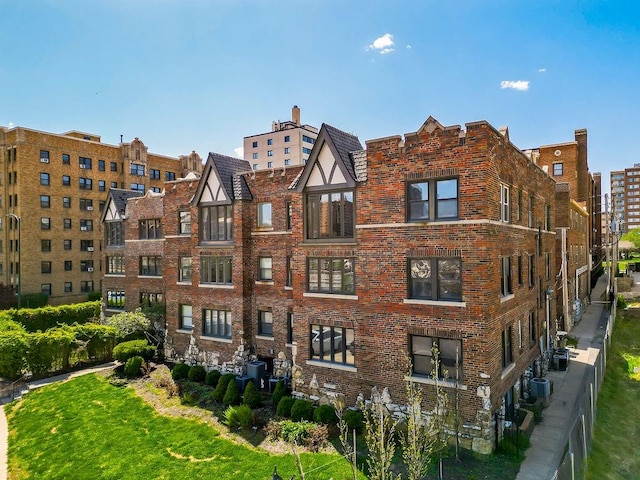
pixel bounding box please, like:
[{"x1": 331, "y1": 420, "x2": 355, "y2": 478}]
[
  {"x1": 538, "y1": 68, "x2": 546, "y2": 73},
  {"x1": 234, "y1": 146, "x2": 243, "y2": 158},
  {"x1": 500, "y1": 80, "x2": 530, "y2": 91},
  {"x1": 405, "y1": 44, "x2": 412, "y2": 50},
  {"x1": 368, "y1": 33, "x2": 395, "y2": 54}
]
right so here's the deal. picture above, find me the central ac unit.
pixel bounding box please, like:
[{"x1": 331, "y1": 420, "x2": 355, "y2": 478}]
[
  {"x1": 87, "y1": 247, "x2": 94, "y2": 252},
  {"x1": 40, "y1": 158, "x2": 49, "y2": 163},
  {"x1": 87, "y1": 267, "x2": 94, "y2": 272}
]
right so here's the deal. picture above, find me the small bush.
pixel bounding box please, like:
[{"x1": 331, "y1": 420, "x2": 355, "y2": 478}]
[
  {"x1": 188, "y1": 365, "x2": 207, "y2": 383},
  {"x1": 313, "y1": 404, "x2": 337, "y2": 425},
  {"x1": 271, "y1": 379, "x2": 288, "y2": 409},
  {"x1": 243, "y1": 381, "x2": 263, "y2": 409},
  {"x1": 150, "y1": 365, "x2": 179, "y2": 396},
  {"x1": 224, "y1": 404, "x2": 254, "y2": 429},
  {"x1": 180, "y1": 381, "x2": 208, "y2": 406},
  {"x1": 290, "y1": 399, "x2": 314, "y2": 422},
  {"x1": 205, "y1": 369, "x2": 221, "y2": 387},
  {"x1": 276, "y1": 396, "x2": 296, "y2": 418},
  {"x1": 124, "y1": 356, "x2": 144, "y2": 377},
  {"x1": 223, "y1": 378, "x2": 241, "y2": 405},
  {"x1": 212, "y1": 373, "x2": 236, "y2": 402},
  {"x1": 343, "y1": 409, "x2": 364, "y2": 434},
  {"x1": 496, "y1": 432, "x2": 531, "y2": 458},
  {"x1": 171, "y1": 362, "x2": 190, "y2": 381},
  {"x1": 277, "y1": 420, "x2": 329, "y2": 452},
  {"x1": 113, "y1": 339, "x2": 155, "y2": 363},
  {"x1": 618, "y1": 294, "x2": 628, "y2": 309}
]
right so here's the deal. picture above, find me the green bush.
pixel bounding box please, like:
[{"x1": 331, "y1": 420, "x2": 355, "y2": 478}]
[
  {"x1": 223, "y1": 377, "x2": 241, "y2": 405},
  {"x1": 26, "y1": 328, "x2": 75, "y2": 375},
  {"x1": 271, "y1": 379, "x2": 288, "y2": 409},
  {"x1": 87, "y1": 291, "x2": 102, "y2": 301},
  {"x1": 171, "y1": 362, "x2": 190, "y2": 381},
  {"x1": 20, "y1": 293, "x2": 48, "y2": 309},
  {"x1": 618, "y1": 295, "x2": 628, "y2": 309},
  {"x1": 124, "y1": 356, "x2": 144, "y2": 377},
  {"x1": 496, "y1": 432, "x2": 531, "y2": 458},
  {"x1": 212, "y1": 373, "x2": 236, "y2": 402},
  {"x1": 10, "y1": 301, "x2": 101, "y2": 332},
  {"x1": 242, "y1": 381, "x2": 262, "y2": 408},
  {"x1": 342, "y1": 409, "x2": 365, "y2": 434},
  {"x1": 188, "y1": 365, "x2": 206, "y2": 383},
  {"x1": 276, "y1": 396, "x2": 296, "y2": 418},
  {"x1": 72, "y1": 323, "x2": 117, "y2": 362},
  {"x1": 205, "y1": 369, "x2": 221, "y2": 387},
  {"x1": 0, "y1": 330, "x2": 28, "y2": 379},
  {"x1": 290, "y1": 399, "x2": 314, "y2": 422},
  {"x1": 313, "y1": 404, "x2": 337, "y2": 425},
  {"x1": 105, "y1": 309, "x2": 151, "y2": 341},
  {"x1": 224, "y1": 404, "x2": 254, "y2": 429},
  {"x1": 113, "y1": 339, "x2": 155, "y2": 363},
  {"x1": 276, "y1": 420, "x2": 329, "y2": 451},
  {"x1": 179, "y1": 381, "x2": 208, "y2": 406}
]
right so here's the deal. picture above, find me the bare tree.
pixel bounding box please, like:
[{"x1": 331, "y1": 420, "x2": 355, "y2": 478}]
[
  {"x1": 400, "y1": 363, "x2": 431, "y2": 480},
  {"x1": 336, "y1": 406, "x2": 359, "y2": 480}
]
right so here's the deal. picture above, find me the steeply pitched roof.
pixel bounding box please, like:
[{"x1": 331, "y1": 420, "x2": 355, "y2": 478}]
[
  {"x1": 193, "y1": 152, "x2": 252, "y2": 204},
  {"x1": 100, "y1": 188, "x2": 142, "y2": 223},
  {"x1": 323, "y1": 124, "x2": 363, "y2": 181},
  {"x1": 291, "y1": 123, "x2": 364, "y2": 191}
]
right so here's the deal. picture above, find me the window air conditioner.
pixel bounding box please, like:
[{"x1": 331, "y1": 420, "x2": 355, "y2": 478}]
[
  {"x1": 80, "y1": 164, "x2": 87, "y2": 169},
  {"x1": 87, "y1": 206, "x2": 93, "y2": 211},
  {"x1": 87, "y1": 267, "x2": 94, "y2": 272},
  {"x1": 80, "y1": 226, "x2": 87, "y2": 231},
  {"x1": 87, "y1": 247, "x2": 94, "y2": 252},
  {"x1": 40, "y1": 158, "x2": 49, "y2": 163}
]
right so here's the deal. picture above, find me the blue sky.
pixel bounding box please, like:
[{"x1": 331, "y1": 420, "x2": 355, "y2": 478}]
[{"x1": 1, "y1": 1, "x2": 639, "y2": 195}]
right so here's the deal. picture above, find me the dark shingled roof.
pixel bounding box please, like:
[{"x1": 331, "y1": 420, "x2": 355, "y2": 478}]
[
  {"x1": 323, "y1": 124, "x2": 363, "y2": 182},
  {"x1": 110, "y1": 188, "x2": 143, "y2": 215},
  {"x1": 205, "y1": 152, "x2": 252, "y2": 201}
]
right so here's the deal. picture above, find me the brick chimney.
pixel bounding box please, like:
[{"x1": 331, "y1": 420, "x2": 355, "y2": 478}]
[{"x1": 292, "y1": 105, "x2": 300, "y2": 125}]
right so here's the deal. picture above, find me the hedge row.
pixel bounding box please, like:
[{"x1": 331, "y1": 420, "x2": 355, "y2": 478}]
[
  {"x1": 0, "y1": 301, "x2": 101, "y2": 333},
  {"x1": 0, "y1": 323, "x2": 117, "y2": 380}
]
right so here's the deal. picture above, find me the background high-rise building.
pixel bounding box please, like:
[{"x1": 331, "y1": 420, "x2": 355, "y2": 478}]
[
  {"x1": 0, "y1": 125, "x2": 201, "y2": 305},
  {"x1": 609, "y1": 167, "x2": 640, "y2": 232},
  {"x1": 243, "y1": 105, "x2": 318, "y2": 171}
]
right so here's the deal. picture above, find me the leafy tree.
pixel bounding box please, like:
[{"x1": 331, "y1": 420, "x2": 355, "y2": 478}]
[
  {"x1": 401, "y1": 365, "x2": 431, "y2": 480},
  {"x1": 105, "y1": 309, "x2": 151, "y2": 341},
  {"x1": 621, "y1": 229, "x2": 640, "y2": 252}
]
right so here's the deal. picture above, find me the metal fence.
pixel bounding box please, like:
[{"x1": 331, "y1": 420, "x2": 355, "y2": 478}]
[
  {"x1": 0, "y1": 376, "x2": 30, "y2": 403},
  {"x1": 551, "y1": 287, "x2": 616, "y2": 480}
]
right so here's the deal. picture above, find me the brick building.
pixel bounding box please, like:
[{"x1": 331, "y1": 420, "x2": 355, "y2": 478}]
[
  {"x1": 524, "y1": 129, "x2": 601, "y2": 329},
  {"x1": 103, "y1": 116, "x2": 558, "y2": 453},
  {"x1": 0, "y1": 124, "x2": 201, "y2": 305}
]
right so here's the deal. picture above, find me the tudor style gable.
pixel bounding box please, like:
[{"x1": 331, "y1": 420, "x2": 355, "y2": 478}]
[
  {"x1": 292, "y1": 123, "x2": 364, "y2": 242},
  {"x1": 192, "y1": 152, "x2": 252, "y2": 244}
]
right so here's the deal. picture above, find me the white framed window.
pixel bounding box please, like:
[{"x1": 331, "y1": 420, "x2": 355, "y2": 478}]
[
  {"x1": 500, "y1": 183, "x2": 510, "y2": 222},
  {"x1": 258, "y1": 202, "x2": 272, "y2": 228}
]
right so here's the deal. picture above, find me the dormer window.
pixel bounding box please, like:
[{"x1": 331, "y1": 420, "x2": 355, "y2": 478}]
[{"x1": 305, "y1": 190, "x2": 354, "y2": 240}]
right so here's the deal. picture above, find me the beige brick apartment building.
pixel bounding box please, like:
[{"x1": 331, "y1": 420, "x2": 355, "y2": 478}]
[
  {"x1": 102, "y1": 115, "x2": 568, "y2": 452},
  {"x1": 0, "y1": 125, "x2": 201, "y2": 305}
]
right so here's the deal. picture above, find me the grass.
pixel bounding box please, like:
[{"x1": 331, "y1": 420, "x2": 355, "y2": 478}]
[
  {"x1": 5, "y1": 374, "x2": 361, "y2": 480},
  {"x1": 4, "y1": 370, "x2": 522, "y2": 480},
  {"x1": 586, "y1": 307, "x2": 640, "y2": 479}
]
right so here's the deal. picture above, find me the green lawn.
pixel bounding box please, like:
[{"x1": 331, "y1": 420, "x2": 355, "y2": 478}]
[
  {"x1": 586, "y1": 307, "x2": 640, "y2": 479},
  {"x1": 5, "y1": 374, "x2": 361, "y2": 480}
]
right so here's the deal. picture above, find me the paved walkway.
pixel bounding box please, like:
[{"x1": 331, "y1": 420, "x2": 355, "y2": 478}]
[
  {"x1": 0, "y1": 362, "x2": 117, "y2": 480},
  {"x1": 516, "y1": 272, "x2": 617, "y2": 480}
]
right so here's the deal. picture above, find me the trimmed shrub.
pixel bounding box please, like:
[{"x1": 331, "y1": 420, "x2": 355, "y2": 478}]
[
  {"x1": 242, "y1": 381, "x2": 262, "y2": 408},
  {"x1": 171, "y1": 362, "x2": 190, "y2": 381},
  {"x1": 124, "y1": 356, "x2": 144, "y2": 377},
  {"x1": 313, "y1": 404, "x2": 337, "y2": 425},
  {"x1": 150, "y1": 365, "x2": 179, "y2": 396},
  {"x1": 343, "y1": 409, "x2": 365, "y2": 434},
  {"x1": 223, "y1": 377, "x2": 241, "y2": 405},
  {"x1": 276, "y1": 396, "x2": 296, "y2": 418},
  {"x1": 113, "y1": 339, "x2": 155, "y2": 363},
  {"x1": 188, "y1": 365, "x2": 206, "y2": 383},
  {"x1": 87, "y1": 291, "x2": 102, "y2": 301},
  {"x1": 26, "y1": 328, "x2": 75, "y2": 375},
  {"x1": 10, "y1": 301, "x2": 101, "y2": 332},
  {"x1": 291, "y1": 399, "x2": 314, "y2": 422},
  {"x1": 72, "y1": 323, "x2": 117, "y2": 362},
  {"x1": 212, "y1": 373, "x2": 236, "y2": 402},
  {"x1": 205, "y1": 369, "x2": 221, "y2": 387},
  {"x1": 224, "y1": 404, "x2": 254, "y2": 429},
  {"x1": 0, "y1": 330, "x2": 28, "y2": 380},
  {"x1": 20, "y1": 293, "x2": 48, "y2": 309},
  {"x1": 271, "y1": 379, "x2": 288, "y2": 409}
]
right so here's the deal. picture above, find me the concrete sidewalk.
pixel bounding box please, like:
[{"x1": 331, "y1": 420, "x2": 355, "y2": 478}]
[
  {"x1": 0, "y1": 362, "x2": 117, "y2": 480},
  {"x1": 516, "y1": 273, "x2": 611, "y2": 480}
]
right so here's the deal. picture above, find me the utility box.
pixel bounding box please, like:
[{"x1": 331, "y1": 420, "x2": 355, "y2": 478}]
[
  {"x1": 530, "y1": 378, "x2": 551, "y2": 398},
  {"x1": 247, "y1": 361, "x2": 266, "y2": 389}
]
